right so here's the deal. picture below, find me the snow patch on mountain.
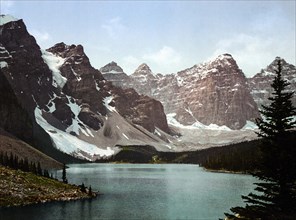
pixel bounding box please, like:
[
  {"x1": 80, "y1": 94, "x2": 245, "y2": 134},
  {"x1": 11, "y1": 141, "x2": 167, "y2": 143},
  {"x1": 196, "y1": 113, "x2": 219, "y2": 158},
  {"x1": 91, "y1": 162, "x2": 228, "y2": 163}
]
[
  {"x1": 65, "y1": 95, "x2": 94, "y2": 137},
  {"x1": 0, "y1": 61, "x2": 8, "y2": 69},
  {"x1": 154, "y1": 128, "x2": 162, "y2": 137},
  {"x1": 34, "y1": 106, "x2": 115, "y2": 160},
  {"x1": 0, "y1": 15, "x2": 19, "y2": 26},
  {"x1": 241, "y1": 120, "x2": 258, "y2": 130},
  {"x1": 46, "y1": 93, "x2": 57, "y2": 113},
  {"x1": 103, "y1": 96, "x2": 117, "y2": 112},
  {"x1": 177, "y1": 54, "x2": 237, "y2": 81},
  {"x1": 95, "y1": 82, "x2": 100, "y2": 91},
  {"x1": 260, "y1": 70, "x2": 275, "y2": 77},
  {"x1": 104, "y1": 70, "x2": 123, "y2": 74},
  {"x1": 167, "y1": 113, "x2": 232, "y2": 131},
  {"x1": 41, "y1": 50, "x2": 67, "y2": 88},
  {"x1": 122, "y1": 133, "x2": 129, "y2": 140},
  {"x1": 70, "y1": 67, "x2": 81, "y2": 81}
]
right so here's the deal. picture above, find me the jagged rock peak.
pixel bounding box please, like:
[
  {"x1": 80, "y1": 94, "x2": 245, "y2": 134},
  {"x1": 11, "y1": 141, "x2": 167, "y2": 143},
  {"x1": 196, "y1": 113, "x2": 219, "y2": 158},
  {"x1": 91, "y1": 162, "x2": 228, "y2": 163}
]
[
  {"x1": 100, "y1": 61, "x2": 124, "y2": 74},
  {"x1": 47, "y1": 42, "x2": 89, "y2": 66},
  {"x1": 248, "y1": 56, "x2": 296, "y2": 110},
  {"x1": 0, "y1": 14, "x2": 20, "y2": 26},
  {"x1": 207, "y1": 53, "x2": 237, "y2": 67},
  {"x1": 177, "y1": 53, "x2": 243, "y2": 81},
  {"x1": 133, "y1": 63, "x2": 154, "y2": 77},
  {"x1": 47, "y1": 43, "x2": 85, "y2": 56},
  {"x1": 253, "y1": 57, "x2": 295, "y2": 77},
  {"x1": 218, "y1": 53, "x2": 233, "y2": 59},
  {"x1": 136, "y1": 63, "x2": 151, "y2": 71},
  {"x1": 46, "y1": 42, "x2": 68, "y2": 54},
  {"x1": 266, "y1": 57, "x2": 290, "y2": 71}
]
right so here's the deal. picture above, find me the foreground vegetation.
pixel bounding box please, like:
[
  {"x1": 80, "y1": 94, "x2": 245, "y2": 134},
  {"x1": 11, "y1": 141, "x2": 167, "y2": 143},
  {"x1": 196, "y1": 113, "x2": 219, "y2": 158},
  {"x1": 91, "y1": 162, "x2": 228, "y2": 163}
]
[
  {"x1": 0, "y1": 149, "x2": 97, "y2": 207},
  {"x1": 225, "y1": 60, "x2": 296, "y2": 219},
  {"x1": 0, "y1": 165, "x2": 97, "y2": 207}
]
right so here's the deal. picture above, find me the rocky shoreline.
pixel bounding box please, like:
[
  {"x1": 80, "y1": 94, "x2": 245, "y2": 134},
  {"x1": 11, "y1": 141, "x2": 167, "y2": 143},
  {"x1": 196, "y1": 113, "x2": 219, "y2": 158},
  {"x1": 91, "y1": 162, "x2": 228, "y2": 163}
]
[{"x1": 0, "y1": 166, "x2": 98, "y2": 207}]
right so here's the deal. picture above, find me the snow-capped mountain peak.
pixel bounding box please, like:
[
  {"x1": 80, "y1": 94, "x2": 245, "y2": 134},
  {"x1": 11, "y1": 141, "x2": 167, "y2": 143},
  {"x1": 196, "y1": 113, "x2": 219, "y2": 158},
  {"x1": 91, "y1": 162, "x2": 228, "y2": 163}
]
[
  {"x1": 217, "y1": 53, "x2": 233, "y2": 60},
  {"x1": 177, "y1": 53, "x2": 241, "y2": 82},
  {"x1": 207, "y1": 53, "x2": 236, "y2": 68}
]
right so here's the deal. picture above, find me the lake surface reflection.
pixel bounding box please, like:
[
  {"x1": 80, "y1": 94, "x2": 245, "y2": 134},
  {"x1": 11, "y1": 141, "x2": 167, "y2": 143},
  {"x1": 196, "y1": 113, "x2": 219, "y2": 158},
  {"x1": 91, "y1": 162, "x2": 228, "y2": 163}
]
[{"x1": 0, "y1": 163, "x2": 256, "y2": 220}]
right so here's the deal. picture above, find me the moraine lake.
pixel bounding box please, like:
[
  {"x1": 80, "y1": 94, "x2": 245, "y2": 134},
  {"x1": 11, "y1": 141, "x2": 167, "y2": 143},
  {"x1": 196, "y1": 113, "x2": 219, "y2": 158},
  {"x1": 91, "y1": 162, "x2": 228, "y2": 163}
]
[{"x1": 0, "y1": 164, "x2": 256, "y2": 220}]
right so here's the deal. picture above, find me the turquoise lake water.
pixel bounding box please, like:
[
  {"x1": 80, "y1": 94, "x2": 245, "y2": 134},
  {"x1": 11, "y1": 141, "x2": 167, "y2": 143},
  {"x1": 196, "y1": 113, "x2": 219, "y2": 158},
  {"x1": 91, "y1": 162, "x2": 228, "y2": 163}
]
[{"x1": 0, "y1": 163, "x2": 256, "y2": 220}]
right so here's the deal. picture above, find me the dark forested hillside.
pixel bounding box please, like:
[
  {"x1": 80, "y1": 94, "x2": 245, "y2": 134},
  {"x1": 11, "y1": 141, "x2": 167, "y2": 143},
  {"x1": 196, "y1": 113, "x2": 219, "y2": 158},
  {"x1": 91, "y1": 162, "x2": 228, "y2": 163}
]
[
  {"x1": 197, "y1": 140, "x2": 261, "y2": 172},
  {"x1": 97, "y1": 139, "x2": 265, "y2": 173}
]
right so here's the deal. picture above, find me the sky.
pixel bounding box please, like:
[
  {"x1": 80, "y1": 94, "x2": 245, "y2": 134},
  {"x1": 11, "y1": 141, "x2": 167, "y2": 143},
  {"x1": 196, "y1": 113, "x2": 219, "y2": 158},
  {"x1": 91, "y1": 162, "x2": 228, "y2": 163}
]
[{"x1": 1, "y1": 0, "x2": 295, "y2": 77}]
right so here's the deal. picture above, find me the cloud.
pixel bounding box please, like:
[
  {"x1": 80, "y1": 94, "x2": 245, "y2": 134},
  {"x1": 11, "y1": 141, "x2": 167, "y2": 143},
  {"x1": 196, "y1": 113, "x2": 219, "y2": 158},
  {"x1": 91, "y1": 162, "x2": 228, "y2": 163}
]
[
  {"x1": 101, "y1": 17, "x2": 126, "y2": 39},
  {"x1": 208, "y1": 33, "x2": 276, "y2": 77},
  {"x1": 143, "y1": 46, "x2": 182, "y2": 67}
]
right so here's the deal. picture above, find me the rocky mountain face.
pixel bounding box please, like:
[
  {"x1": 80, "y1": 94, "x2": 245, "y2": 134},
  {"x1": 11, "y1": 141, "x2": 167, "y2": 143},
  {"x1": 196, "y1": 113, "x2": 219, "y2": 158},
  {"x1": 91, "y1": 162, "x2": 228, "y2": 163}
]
[
  {"x1": 103, "y1": 54, "x2": 260, "y2": 129},
  {"x1": 46, "y1": 43, "x2": 170, "y2": 134},
  {"x1": 0, "y1": 16, "x2": 171, "y2": 161},
  {"x1": 248, "y1": 57, "x2": 296, "y2": 109},
  {"x1": 100, "y1": 61, "x2": 132, "y2": 88},
  {"x1": 0, "y1": 17, "x2": 54, "y2": 114}
]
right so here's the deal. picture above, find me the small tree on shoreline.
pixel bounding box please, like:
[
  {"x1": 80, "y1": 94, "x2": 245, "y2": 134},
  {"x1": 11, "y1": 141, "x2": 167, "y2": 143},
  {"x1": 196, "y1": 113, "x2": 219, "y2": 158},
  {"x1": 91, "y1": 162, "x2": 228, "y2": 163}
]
[
  {"x1": 225, "y1": 59, "x2": 296, "y2": 219},
  {"x1": 62, "y1": 163, "x2": 68, "y2": 184}
]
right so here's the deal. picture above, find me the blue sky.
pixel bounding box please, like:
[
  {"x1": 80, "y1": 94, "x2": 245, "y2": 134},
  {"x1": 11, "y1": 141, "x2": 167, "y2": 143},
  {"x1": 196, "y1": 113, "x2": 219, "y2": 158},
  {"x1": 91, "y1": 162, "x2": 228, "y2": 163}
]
[{"x1": 1, "y1": 0, "x2": 295, "y2": 77}]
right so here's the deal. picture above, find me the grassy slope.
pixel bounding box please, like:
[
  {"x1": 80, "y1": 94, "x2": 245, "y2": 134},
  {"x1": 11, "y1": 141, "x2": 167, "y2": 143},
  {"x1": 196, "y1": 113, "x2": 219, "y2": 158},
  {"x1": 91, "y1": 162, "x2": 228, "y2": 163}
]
[
  {"x1": 0, "y1": 165, "x2": 94, "y2": 207},
  {"x1": 0, "y1": 130, "x2": 63, "y2": 170}
]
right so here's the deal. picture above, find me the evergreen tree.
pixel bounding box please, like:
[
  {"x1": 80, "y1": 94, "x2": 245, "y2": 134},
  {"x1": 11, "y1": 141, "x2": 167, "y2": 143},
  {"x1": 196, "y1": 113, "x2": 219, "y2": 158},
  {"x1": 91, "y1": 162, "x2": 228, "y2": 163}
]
[
  {"x1": 13, "y1": 155, "x2": 19, "y2": 169},
  {"x1": 37, "y1": 162, "x2": 43, "y2": 176},
  {"x1": 8, "y1": 152, "x2": 14, "y2": 168},
  {"x1": 88, "y1": 185, "x2": 92, "y2": 196},
  {"x1": 80, "y1": 183, "x2": 86, "y2": 193},
  {"x1": 0, "y1": 152, "x2": 3, "y2": 165},
  {"x1": 23, "y1": 157, "x2": 29, "y2": 172},
  {"x1": 226, "y1": 60, "x2": 296, "y2": 219},
  {"x1": 30, "y1": 162, "x2": 37, "y2": 174},
  {"x1": 43, "y1": 169, "x2": 50, "y2": 178},
  {"x1": 62, "y1": 163, "x2": 68, "y2": 183},
  {"x1": 3, "y1": 152, "x2": 8, "y2": 166}
]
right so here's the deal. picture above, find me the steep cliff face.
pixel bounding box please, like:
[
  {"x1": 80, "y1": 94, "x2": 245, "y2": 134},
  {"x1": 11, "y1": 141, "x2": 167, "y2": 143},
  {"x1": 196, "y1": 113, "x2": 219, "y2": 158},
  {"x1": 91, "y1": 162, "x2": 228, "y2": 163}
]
[
  {"x1": 173, "y1": 54, "x2": 260, "y2": 129},
  {"x1": 248, "y1": 57, "x2": 296, "y2": 109},
  {"x1": 102, "y1": 54, "x2": 260, "y2": 129},
  {"x1": 112, "y1": 88, "x2": 169, "y2": 133},
  {"x1": 0, "y1": 17, "x2": 54, "y2": 114},
  {"x1": 45, "y1": 42, "x2": 106, "y2": 130}
]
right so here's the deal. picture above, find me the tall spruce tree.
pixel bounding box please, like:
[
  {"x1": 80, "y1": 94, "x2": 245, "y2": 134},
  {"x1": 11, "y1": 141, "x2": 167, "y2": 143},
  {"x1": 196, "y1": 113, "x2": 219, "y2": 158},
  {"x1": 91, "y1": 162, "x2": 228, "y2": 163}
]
[{"x1": 225, "y1": 60, "x2": 296, "y2": 219}]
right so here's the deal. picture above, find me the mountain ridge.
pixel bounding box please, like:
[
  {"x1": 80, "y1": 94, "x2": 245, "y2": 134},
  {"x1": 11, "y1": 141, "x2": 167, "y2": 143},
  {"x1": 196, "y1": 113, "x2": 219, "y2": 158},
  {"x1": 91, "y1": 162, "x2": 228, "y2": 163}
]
[{"x1": 102, "y1": 53, "x2": 260, "y2": 129}]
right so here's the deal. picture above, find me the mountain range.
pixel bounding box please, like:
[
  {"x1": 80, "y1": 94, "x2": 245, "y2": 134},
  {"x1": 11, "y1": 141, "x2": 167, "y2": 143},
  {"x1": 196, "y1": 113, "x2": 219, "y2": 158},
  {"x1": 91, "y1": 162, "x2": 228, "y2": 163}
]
[{"x1": 1, "y1": 15, "x2": 295, "y2": 162}]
